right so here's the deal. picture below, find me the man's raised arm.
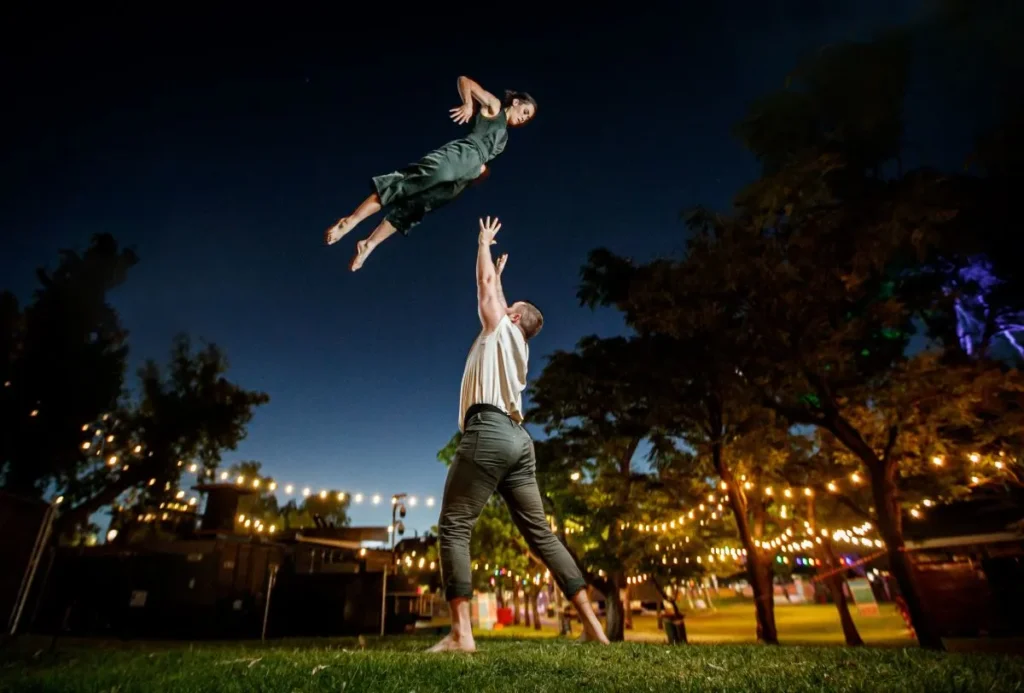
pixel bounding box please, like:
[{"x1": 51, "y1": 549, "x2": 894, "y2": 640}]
[{"x1": 476, "y1": 216, "x2": 507, "y2": 331}]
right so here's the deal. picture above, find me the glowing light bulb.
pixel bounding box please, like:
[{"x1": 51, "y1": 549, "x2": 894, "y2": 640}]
[
  {"x1": 238, "y1": 514, "x2": 246, "y2": 523},
  {"x1": 107, "y1": 455, "x2": 118, "y2": 466},
  {"x1": 372, "y1": 494, "x2": 381, "y2": 505},
  {"x1": 970, "y1": 475, "x2": 980, "y2": 484},
  {"x1": 764, "y1": 487, "x2": 774, "y2": 496},
  {"x1": 827, "y1": 482, "x2": 838, "y2": 493},
  {"x1": 570, "y1": 471, "x2": 581, "y2": 481},
  {"x1": 220, "y1": 472, "x2": 229, "y2": 481},
  {"x1": 269, "y1": 482, "x2": 277, "y2": 491},
  {"x1": 134, "y1": 445, "x2": 142, "y2": 454},
  {"x1": 337, "y1": 492, "x2": 345, "y2": 501},
  {"x1": 189, "y1": 464, "x2": 198, "y2": 473},
  {"x1": 744, "y1": 481, "x2": 753, "y2": 490},
  {"x1": 426, "y1": 497, "x2": 435, "y2": 507},
  {"x1": 783, "y1": 488, "x2": 793, "y2": 498},
  {"x1": 922, "y1": 499, "x2": 933, "y2": 507},
  {"x1": 910, "y1": 508, "x2": 921, "y2": 518},
  {"x1": 850, "y1": 472, "x2": 862, "y2": 484},
  {"x1": 969, "y1": 453, "x2": 981, "y2": 464},
  {"x1": 82, "y1": 441, "x2": 91, "y2": 450},
  {"x1": 319, "y1": 490, "x2": 327, "y2": 499},
  {"x1": 237, "y1": 476, "x2": 245, "y2": 485},
  {"x1": 252, "y1": 479, "x2": 261, "y2": 489},
  {"x1": 803, "y1": 487, "x2": 813, "y2": 497},
  {"x1": 995, "y1": 461, "x2": 1005, "y2": 470},
  {"x1": 355, "y1": 493, "x2": 363, "y2": 503},
  {"x1": 285, "y1": 484, "x2": 294, "y2": 494},
  {"x1": 931, "y1": 456, "x2": 944, "y2": 467},
  {"x1": 409, "y1": 497, "x2": 417, "y2": 506},
  {"x1": 302, "y1": 488, "x2": 311, "y2": 497}
]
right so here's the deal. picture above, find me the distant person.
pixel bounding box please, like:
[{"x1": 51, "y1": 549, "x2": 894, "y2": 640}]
[
  {"x1": 324, "y1": 76, "x2": 537, "y2": 271},
  {"x1": 428, "y1": 217, "x2": 610, "y2": 653}
]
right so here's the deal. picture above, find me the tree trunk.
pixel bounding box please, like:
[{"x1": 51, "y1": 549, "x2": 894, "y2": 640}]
[
  {"x1": 598, "y1": 573, "x2": 626, "y2": 642},
  {"x1": 513, "y1": 588, "x2": 522, "y2": 626},
  {"x1": 623, "y1": 586, "x2": 634, "y2": 630},
  {"x1": 531, "y1": 588, "x2": 542, "y2": 630},
  {"x1": 651, "y1": 575, "x2": 682, "y2": 626},
  {"x1": 808, "y1": 493, "x2": 863, "y2": 646},
  {"x1": 824, "y1": 415, "x2": 943, "y2": 650},
  {"x1": 820, "y1": 540, "x2": 864, "y2": 646},
  {"x1": 715, "y1": 449, "x2": 779, "y2": 644},
  {"x1": 867, "y1": 459, "x2": 943, "y2": 650},
  {"x1": 523, "y1": 588, "x2": 532, "y2": 628}
]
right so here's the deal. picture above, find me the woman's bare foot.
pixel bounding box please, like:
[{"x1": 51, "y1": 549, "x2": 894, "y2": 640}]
[
  {"x1": 427, "y1": 632, "x2": 476, "y2": 653},
  {"x1": 325, "y1": 217, "x2": 355, "y2": 245},
  {"x1": 349, "y1": 239, "x2": 373, "y2": 271}
]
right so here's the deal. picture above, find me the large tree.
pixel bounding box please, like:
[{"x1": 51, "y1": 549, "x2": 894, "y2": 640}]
[
  {"x1": 56, "y1": 335, "x2": 269, "y2": 535},
  {"x1": 1, "y1": 234, "x2": 136, "y2": 494},
  {"x1": 583, "y1": 32, "x2": 1024, "y2": 648},
  {"x1": 1, "y1": 235, "x2": 269, "y2": 537},
  {"x1": 528, "y1": 334, "x2": 700, "y2": 641}
]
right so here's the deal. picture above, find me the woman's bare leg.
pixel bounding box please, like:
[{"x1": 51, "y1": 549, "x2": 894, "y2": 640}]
[
  {"x1": 325, "y1": 193, "x2": 383, "y2": 245},
  {"x1": 427, "y1": 598, "x2": 476, "y2": 653},
  {"x1": 349, "y1": 219, "x2": 398, "y2": 271}
]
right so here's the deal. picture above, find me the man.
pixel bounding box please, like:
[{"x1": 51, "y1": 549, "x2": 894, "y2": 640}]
[{"x1": 429, "y1": 217, "x2": 610, "y2": 653}]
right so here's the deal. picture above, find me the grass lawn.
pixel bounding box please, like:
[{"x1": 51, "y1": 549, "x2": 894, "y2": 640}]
[
  {"x1": 461, "y1": 597, "x2": 916, "y2": 646},
  {"x1": 3, "y1": 636, "x2": 1023, "y2": 692}
]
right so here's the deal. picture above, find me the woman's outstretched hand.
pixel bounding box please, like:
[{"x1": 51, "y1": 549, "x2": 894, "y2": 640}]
[{"x1": 450, "y1": 103, "x2": 474, "y2": 125}]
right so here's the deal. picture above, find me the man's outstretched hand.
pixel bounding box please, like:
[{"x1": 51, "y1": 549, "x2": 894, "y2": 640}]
[{"x1": 479, "y1": 216, "x2": 501, "y2": 246}]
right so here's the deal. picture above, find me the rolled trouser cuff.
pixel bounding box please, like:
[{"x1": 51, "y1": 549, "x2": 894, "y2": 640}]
[
  {"x1": 562, "y1": 577, "x2": 588, "y2": 600},
  {"x1": 445, "y1": 581, "x2": 474, "y2": 602}
]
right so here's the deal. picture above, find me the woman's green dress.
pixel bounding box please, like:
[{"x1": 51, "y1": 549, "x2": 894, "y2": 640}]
[{"x1": 372, "y1": 109, "x2": 508, "y2": 234}]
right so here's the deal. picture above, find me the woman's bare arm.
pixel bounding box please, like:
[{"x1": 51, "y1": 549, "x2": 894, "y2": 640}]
[{"x1": 457, "y1": 76, "x2": 501, "y2": 116}]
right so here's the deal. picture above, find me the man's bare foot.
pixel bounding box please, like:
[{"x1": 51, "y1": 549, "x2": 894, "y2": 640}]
[
  {"x1": 426, "y1": 633, "x2": 476, "y2": 653},
  {"x1": 325, "y1": 217, "x2": 355, "y2": 245},
  {"x1": 349, "y1": 239, "x2": 373, "y2": 271}
]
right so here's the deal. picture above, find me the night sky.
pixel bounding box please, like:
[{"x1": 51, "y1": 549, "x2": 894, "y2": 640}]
[{"x1": 1, "y1": 3, "x2": 924, "y2": 532}]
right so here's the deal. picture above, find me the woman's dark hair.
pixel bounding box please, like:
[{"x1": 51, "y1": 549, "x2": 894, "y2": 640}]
[{"x1": 503, "y1": 90, "x2": 537, "y2": 112}]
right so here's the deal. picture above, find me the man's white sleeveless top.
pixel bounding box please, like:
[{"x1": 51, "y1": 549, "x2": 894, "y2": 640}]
[{"x1": 458, "y1": 315, "x2": 528, "y2": 432}]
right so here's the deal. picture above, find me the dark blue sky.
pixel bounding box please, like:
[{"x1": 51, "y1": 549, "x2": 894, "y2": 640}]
[{"x1": 2, "y1": 3, "x2": 923, "y2": 531}]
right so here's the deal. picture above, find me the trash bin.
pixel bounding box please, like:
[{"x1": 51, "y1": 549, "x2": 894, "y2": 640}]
[{"x1": 664, "y1": 616, "x2": 687, "y2": 645}]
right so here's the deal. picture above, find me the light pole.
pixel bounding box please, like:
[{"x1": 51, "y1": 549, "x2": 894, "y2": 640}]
[{"x1": 381, "y1": 492, "x2": 407, "y2": 636}]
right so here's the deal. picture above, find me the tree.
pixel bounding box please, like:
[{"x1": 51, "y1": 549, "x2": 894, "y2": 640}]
[
  {"x1": 1, "y1": 234, "x2": 136, "y2": 493},
  {"x1": 528, "y1": 334, "x2": 700, "y2": 641},
  {"x1": 55, "y1": 335, "x2": 270, "y2": 535},
  {"x1": 578, "y1": 255, "x2": 793, "y2": 643}
]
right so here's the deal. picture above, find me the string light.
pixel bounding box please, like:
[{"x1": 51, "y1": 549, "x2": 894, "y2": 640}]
[
  {"x1": 931, "y1": 456, "x2": 944, "y2": 467},
  {"x1": 355, "y1": 493, "x2": 364, "y2": 504},
  {"x1": 969, "y1": 453, "x2": 981, "y2": 464},
  {"x1": 302, "y1": 488, "x2": 311, "y2": 497},
  {"x1": 570, "y1": 471, "x2": 581, "y2": 481},
  {"x1": 319, "y1": 490, "x2": 328, "y2": 499},
  {"x1": 285, "y1": 484, "x2": 294, "y2": 494},
  {"x1": 426, "y1": 497, "x2": 435, "y2": 507},
  {"x1": 372, "y1": 494, "x2": 381, "y2": 505}
]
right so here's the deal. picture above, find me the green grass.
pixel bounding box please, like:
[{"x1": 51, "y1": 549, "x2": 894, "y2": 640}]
[
  {"x1": 3, "y1": 636, "x2": 1023, "y2": 692},
  {"x1": 451, "y1": 598, "x2": 915, "y2": 646}
]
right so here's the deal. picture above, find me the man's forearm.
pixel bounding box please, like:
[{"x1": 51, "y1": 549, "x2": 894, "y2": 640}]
[{"x1": 477, "y1": 237, "x2": 496, "y2": 286}]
